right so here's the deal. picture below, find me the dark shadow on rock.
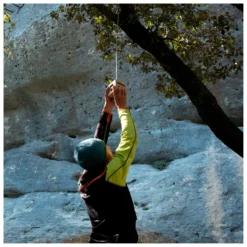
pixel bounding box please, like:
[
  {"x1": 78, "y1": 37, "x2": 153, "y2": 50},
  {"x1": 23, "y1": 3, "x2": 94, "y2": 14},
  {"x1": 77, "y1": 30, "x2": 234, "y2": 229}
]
[{"x1": 4, "y1": 188, "x2": 24, "y2": 198}]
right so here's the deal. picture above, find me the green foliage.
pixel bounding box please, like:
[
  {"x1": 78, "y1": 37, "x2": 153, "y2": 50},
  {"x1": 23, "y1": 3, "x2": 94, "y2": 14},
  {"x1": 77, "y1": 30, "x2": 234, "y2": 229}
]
[
  {"x1": 104, "y1": 74, "x2": 113, "y2": 84},
  {"x1": 51, "y1": 4, "x2": 243, "y2": 98},
  {"x1": 4, "y1": 4, "x2": 16, "y2": 60},
  {"x1": 4, "y1": 13, "x2": 11, "y2": 24},
  {"x1": 50, "y1": 11, "x2": 59, "y2": 20}
]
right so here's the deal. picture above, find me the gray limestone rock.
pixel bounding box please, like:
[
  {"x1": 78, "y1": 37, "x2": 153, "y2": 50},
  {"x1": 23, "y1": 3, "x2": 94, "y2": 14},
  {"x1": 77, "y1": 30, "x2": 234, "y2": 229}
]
[
  {"x1": 127, "y1": 148, "x2": 243, "y2": 243},
  {"x1": 4, "y1": 4, "x2": 243, "y2": 150},
  {"x1": 4, "y1": 140, "x2": 82, "y2": 196},
  {"x1": 4, "y1": 120, "x2": 231, "y2": 197},
  {"x1": 4, "y1": 192, "x2": 89, "y2": 243},
  {"x1": 108, "y1": 119, "x2": 227, "y2": 163},
  {"x1": 4, "y1": 145, "x2": 243, "y2": 243}
]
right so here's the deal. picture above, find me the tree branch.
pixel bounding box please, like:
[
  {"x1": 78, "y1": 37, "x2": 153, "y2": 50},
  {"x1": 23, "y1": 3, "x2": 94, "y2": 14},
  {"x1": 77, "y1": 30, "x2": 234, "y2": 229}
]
[
  {"x1": 163, "y1": 37, "x2": 208, "y2": 47},
  {"x1": 95, "y1": 4, "x2": 243, "y2": 157},
  {"x1": 94, "y1": 4, "x2": 118, "y2": 23},
  {"x1": 12, "y1": 4, "x2": 25, "y2": 13},
  {"x1": 4, "y1": 8, "x2": 14, "y2": 13}
]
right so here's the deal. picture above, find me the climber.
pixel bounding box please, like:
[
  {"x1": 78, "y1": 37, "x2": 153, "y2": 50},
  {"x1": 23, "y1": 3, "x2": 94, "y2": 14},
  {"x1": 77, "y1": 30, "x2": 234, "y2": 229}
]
[{"x1": 74, "y1": 83, "x2": 138, "y2": 243}]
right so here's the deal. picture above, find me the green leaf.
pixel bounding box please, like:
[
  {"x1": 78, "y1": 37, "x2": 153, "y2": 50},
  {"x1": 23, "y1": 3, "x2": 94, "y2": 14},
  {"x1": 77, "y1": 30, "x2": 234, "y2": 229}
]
[
  {"x1": 146, "y1": 20, "x2": 153, "y2": 28},
  {"x1": 229, "y1": 37, "x2": 235, "y2": 45},
  {"x1": 50, "y1": 11, "x2": 59, "y2": 20},
  {"x1": 126, "y1": 53, "x2": 133, "y2": 63},
  {"x1": 174, "y1": 42, "x2": 179, "y2": 51},
  {"x1": 4, "y1": 13, "x2": 11, "y2": 24},
  {"x1": 59, "y1": 6, "x2": 65, "y2": 12},
  {"x1": 95, "y1": 16, "x2": 103, "y2": 24}
]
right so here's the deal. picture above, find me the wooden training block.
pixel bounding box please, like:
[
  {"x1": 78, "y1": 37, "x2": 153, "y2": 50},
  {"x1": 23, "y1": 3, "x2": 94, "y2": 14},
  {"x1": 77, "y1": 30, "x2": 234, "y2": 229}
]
[{"x1": 108, "y1": 80, "x2": 126, "y2": 99}]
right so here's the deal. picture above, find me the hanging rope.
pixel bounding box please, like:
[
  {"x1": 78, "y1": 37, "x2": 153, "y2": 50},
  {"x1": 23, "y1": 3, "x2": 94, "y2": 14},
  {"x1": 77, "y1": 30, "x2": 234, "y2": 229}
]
[{"x1": 115, "y1": 11, "x2": 120, "y2": 80}]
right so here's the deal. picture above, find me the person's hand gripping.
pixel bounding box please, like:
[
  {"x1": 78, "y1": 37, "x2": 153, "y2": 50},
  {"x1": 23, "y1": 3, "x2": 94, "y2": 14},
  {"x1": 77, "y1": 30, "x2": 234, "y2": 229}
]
[
  {"x1": 113, "y1": 85, "x2": 128, "y2": 110},
  {"x1": 103, "y1": 84, "x2": 115, "y2": 113}
]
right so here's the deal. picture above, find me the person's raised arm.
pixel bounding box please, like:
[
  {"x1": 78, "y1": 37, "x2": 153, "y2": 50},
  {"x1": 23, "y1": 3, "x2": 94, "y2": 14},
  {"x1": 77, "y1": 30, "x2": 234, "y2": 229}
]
[
  {"x1": 106, "y1": 86, "x2": 138, "y2": 186},
  {"x1": 94, "y1": 85, "x2": 115, "y2": 144}
]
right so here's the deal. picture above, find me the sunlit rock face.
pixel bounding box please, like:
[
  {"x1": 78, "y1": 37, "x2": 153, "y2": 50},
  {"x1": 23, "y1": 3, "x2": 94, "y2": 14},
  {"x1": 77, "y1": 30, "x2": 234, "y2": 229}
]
[
  {"x1": 4, "y1": 4, "x2": 243, "y2": 243},
  {"x1": 4, "y1": 140, "x2": 243, "y2": 243},
  {"x1": 4, "y1": 4, "x2": 243, "y2": 150}
]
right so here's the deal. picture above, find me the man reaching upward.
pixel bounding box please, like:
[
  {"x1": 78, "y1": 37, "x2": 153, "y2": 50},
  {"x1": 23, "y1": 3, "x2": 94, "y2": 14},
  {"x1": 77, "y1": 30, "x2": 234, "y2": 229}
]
[{"x1": 74, "y1": 84, "x2": 138, "y2": 243}]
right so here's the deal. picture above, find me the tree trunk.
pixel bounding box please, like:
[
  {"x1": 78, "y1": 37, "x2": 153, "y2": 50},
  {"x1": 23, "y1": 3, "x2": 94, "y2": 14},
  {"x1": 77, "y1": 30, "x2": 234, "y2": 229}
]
[
  {"x1": 95, "y1": 4, "x2": 243, "y2": 157},
  {"x1": 231, "y1": 4, "x2": 243, "y2": 12}
]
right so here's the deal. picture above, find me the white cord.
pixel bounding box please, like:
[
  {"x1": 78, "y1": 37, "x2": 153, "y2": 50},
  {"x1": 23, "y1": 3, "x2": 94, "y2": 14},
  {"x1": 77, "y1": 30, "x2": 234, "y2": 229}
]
[{"x1": 115, "y1": 12, "x2": 119, "y2": 80}]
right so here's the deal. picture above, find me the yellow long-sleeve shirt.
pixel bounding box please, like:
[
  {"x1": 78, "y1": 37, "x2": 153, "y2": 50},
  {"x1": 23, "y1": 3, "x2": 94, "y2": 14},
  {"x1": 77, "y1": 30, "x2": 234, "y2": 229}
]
[{"x1": 106, "y1": 109, "x2": 138, "y2": 186}]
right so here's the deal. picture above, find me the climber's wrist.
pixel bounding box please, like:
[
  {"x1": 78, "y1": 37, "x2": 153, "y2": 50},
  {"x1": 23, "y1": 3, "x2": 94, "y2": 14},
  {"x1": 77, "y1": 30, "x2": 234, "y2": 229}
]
[{"x1": 103, "y1": 104, "x2": 113, "y2": 114}]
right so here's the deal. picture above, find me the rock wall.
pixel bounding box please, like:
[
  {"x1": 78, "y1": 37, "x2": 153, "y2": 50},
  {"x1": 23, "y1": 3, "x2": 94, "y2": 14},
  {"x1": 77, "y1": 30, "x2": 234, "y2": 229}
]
[
  {"x1": 4, "y1": 136, "x2": 243, "y2": 243},
  {"x1": 4, "y1": 4, "x2": 243, "y2": 150},
  {"x1": 4, "y1": 4, "x2": 243, "y2": 243}
]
